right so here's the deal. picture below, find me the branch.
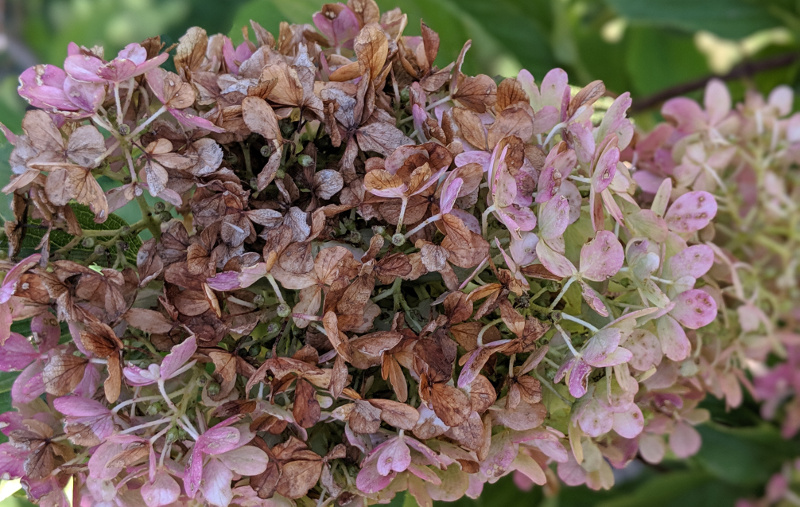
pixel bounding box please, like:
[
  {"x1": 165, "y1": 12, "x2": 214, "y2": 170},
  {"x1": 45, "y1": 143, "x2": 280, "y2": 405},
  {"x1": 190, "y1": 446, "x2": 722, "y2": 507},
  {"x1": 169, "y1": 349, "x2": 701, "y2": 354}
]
[{"x1": 630, "y1": 53, "x2": 800, "y2": 114}]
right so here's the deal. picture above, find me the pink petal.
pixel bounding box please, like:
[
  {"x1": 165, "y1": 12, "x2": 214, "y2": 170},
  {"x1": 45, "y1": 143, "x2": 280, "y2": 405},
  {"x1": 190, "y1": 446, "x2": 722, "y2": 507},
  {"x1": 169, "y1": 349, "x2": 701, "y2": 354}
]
[
  {"x1": 169, "y1": 108, "x2": 226, "y2": 133},
  {"x1": 703, "y1": 79, "x2": 731, "y2": 126},
  {"x1": 11, "y1": 361, "x2": 45, "y2": 404},
  {"x1": 0, "y1": 333, "x2": 38, "y2": 370},
  {"x1": 376, "y1": 437, "x2": 411, "y2": 475},
  {"x1": 623, "y1": 329, "x2": 662, "y2": 371},
  {"x1": 670, "y1": 289, "x2": 717, "y2": 329},
  {"x1": 664, "y1": 191, "x2": 717, "y2": 233},
  {"x1": 141, "y1": 472, "x2": 181, "y2": 507},
  {"x1": 123, "y1": 364, "x2": 160, "y2": 386},
  {"x1": 18, "y1": 65, "x2": 79, "y2": 111},
  {"x1": 662, "y1": 97, "x2": 705, "y2": 134},
  {"x1": 582, "y1": 328, "x2": 622, "y2": 365},
  {"x1": 160, "y1": 336, "x2": 197, "y2": 380},
  {"x1": 656, "y1": 315, "x2": 690, "y2": 361},
  {"x1": 201, "y1": 458, "x2": 235, "y2": 507},
  {"x1": 536, "y1": 242, "x2": 576, "y2": 278},
  {"x1": 64, "y1": 54, "x2": 106, "y2": 83},
  {"x1": 356, "y1": 459, "x2": 395, "y2": 494},
  {"x1": 53, "y1": 395, "x2": 109, "y2": 417},
  {"x1": 217, "y1": 446, "x2": 269, "y2": 476},
  {"x1": 612, "y1": 405, "x2": 644, "y2": 438},
  {"x1": 567, "y1": 359, "x2": 592, "y2": 398},
  {"x1": 538, "y1": 194, "x2": 570, "y2": 240},
  {"x1": 579, "y1": 231, "x2": 624, "y2": 282},
  {"x1": 197, "y1": 426, "x2": 241, "y2": 456},
  {"x1": 0, "y1": 253, "x2": 41, "y2": 303},
  {"x1": 668, "y1": 244, "x2": 714, "y2": 279},
  {"x1": 591, "y1": 147, "x2": 619, "y2": 193},
  {"x1": 576, "y1": 397, "x2": 614, "y2": 437},
  {"x1": 580, "y1": 282, "x2": 608, "y2": 317},
  {"x1": 669, "y1": 421, "x2": 701, "y2": 458}
]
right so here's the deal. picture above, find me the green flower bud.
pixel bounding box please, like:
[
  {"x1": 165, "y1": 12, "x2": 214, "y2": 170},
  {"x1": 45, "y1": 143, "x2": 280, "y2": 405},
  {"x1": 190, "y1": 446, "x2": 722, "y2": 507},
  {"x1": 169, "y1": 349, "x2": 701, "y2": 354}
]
[
  {"x1": 253, "y1": 294, "x2": 265, "y2": 306},
  {"x1": 297, "y1": 154, "x2": 314, "y2": 167},
  {"x1": 118, "y1": 123, "x2": 131, "y2": 136},
  {"x1": 260, "y1": 145, "x2": 272, "y2": 158},
  {"x1": 81, "y1": 237, "x2": 95, "y2": 248},
  {"x1": 207, "y1": 381, "x2": 221, "y2": 397},
  {"x1": 146, "y1": 401, "x2": 163, "y2": 416},
  {"x1": 154, "y1": 202, "x2": 166, "y2": 213},
  {"x1": 158, "y1": 211, "x2": 172, "y2": 222},
  {"x1": 391, "y1": 233, "x2": 406, "y2": 246},
  {"x1": 277, "y1": 303, "x2": 291, "y2": 318},
  {"x1": 276, "y1": 168, "x2": 286, "y2": 180},
  {"x1": 93, "y1": 245, "x2": 106, "y2": 255}
]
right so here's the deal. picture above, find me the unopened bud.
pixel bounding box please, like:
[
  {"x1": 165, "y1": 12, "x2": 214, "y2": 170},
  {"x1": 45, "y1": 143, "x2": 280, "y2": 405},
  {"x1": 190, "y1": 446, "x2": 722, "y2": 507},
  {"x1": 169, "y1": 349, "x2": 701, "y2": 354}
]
[
  {"x1": 372, "y1": 225, "x2": 386, "y2": 236},
  {"x1": 277, "y1": 303, "x2": 291, "y2": 318},
  {"x1": 81, "y1": 237, "x2": 95, "y2": 248},
  {"x1": 260, "y1": 145, "x2": 272, "y2": 158},
  {"x1": 391, "y1": 233, "x2": 405, "y2": 246},
  {"x1": 252, "y1": 294, "x2": 265, "y2": 306},
  {"x1": 118, "y1": 123, "x2": 131, "y2": 136},
  {"x1": 267, "y1": 322, "x2": 280, "y2": 334},
  {"x1": 297, "y1": 154, "x2": 313, "y2": 167},
  {"x1": 116, "y1": 240, "x2": 129, "y2": 252},
  {"x1": 154, "y1": 202, "x2": 166, "y2": 212},
  {"x1": 275, "y1": 168, "x2": 286, "y2": 180},
  {"x1": 206, "y1": 381, "x2": 221, "y2": 397},
  {"x1": 93, "y1": 245, "x2": 106, "y2": 255},
  {"x1": 158, "y1": 211, "x2": 172, "y2": 222},
  {"x1": 146, "y1": 401, "x2": 163, "y2": 416}
]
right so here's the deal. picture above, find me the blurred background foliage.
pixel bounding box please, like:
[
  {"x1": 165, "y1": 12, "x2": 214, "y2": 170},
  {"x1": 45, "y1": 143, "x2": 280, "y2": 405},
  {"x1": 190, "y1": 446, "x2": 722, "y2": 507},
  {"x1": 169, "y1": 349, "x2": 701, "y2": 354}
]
[{"x1": 1, "y1": 0, "x2": 800, "y2": 505}]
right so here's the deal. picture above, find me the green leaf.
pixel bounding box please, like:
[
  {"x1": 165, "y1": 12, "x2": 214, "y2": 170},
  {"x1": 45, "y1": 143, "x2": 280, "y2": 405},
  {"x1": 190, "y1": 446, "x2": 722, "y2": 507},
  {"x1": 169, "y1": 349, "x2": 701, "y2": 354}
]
[
  {"x1": 594, "y1": 469, "x2": 748, "y2": 507},
  {"x1": 0, "y1": 203, "x2": 142, "y2": 266},
  {"x1": 693, "y1": 423, "x2": 800, "y2": 487},
  {"x1": 604, "y1": 0, "x2": 781, "y2": 40},
  {"x1": 624, "y1": 27, "x2": 710, "y2": 96}
]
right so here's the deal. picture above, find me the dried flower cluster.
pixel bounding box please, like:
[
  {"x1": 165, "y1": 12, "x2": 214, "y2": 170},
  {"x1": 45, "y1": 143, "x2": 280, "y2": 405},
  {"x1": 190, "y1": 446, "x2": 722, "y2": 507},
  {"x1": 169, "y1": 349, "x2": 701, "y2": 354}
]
[{"x1": 5, "y1": 3, "x2": 785, "y2": 506}]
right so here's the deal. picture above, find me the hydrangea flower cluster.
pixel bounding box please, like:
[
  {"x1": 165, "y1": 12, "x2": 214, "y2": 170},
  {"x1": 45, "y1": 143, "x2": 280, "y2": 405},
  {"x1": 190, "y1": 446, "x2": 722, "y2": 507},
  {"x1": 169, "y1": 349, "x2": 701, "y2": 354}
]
[
  {"x1": 0, "y1": 2, "x2": 732, "y2": 505},
  {"x1": 631, "y1": 80, "x2": 800, "y2": 414}
]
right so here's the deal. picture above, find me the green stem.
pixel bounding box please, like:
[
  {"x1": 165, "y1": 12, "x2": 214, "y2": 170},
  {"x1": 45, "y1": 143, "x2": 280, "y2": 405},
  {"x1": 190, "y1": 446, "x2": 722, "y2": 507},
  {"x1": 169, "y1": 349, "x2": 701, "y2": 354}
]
[{"x1": 136, "y1": 195, "x2": 161, "y2": 239}]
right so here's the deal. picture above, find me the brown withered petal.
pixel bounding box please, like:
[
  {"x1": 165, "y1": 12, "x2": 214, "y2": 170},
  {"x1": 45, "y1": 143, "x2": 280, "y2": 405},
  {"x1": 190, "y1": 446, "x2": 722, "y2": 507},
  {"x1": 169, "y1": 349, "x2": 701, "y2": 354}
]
[
  {"x1": 242, "y1": 96, "x2": 281, "y2": 140},
  {"x1": 356, "y1": 122, "x2": 413, "y2": 157},
  {"x1": 80, "y1": 319, "x2": 122, "y2": 358},
  {"x1": 452, "y1": 107, "x2": 486, "y2": 151},
  {"x1": 104, "y1": 354, "x2": 122, "y2": 403},
  {"x1": 173, "y1": 26, "x2": 208, "y2": 75},
  {"x1": 441, "y1": 213, "x2": 490, "y2": 268},
  {"x1": 431, "y1": 383, "x2": 471, "y2": 427},
  {"x1": 349, "y1": 400, "x2": 382, "y2": 434},
  {"x1": 469, "y1": 375, "x2": 497, "y2": 414},
  {"x1": 207, "y1": 350, "x2": 237, "y2": 399},
  {"x1": 496, "y1": 78, "x2": 530, "y2": 112},
  {"x1": 276, "y1": 457, "x2": 324, "y2": 500},
  {"x1": 453, "y1": 74, "x2": 497, "y2": 113},
  {"x1": 43, "y1": 354, "x2": 89, "y2": 396},
  {"x1": 294, "y1": 378, "x2": 321, "y2": 429},
  {"x1": 329, "y1": 354, "x2": 348, "y2": 399},
  {"x1": 45, "y1": 166, "x2": 109, "y2": 222},
  {"x1": 369, "y1": 399, "x2": 419, "y2": 430},
  {"x1": 354, "y1": 24, "x2": 388, "y2": 81},
  {"x1": 444, "y1": 411, "x2": 484, "y2": 451}
]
